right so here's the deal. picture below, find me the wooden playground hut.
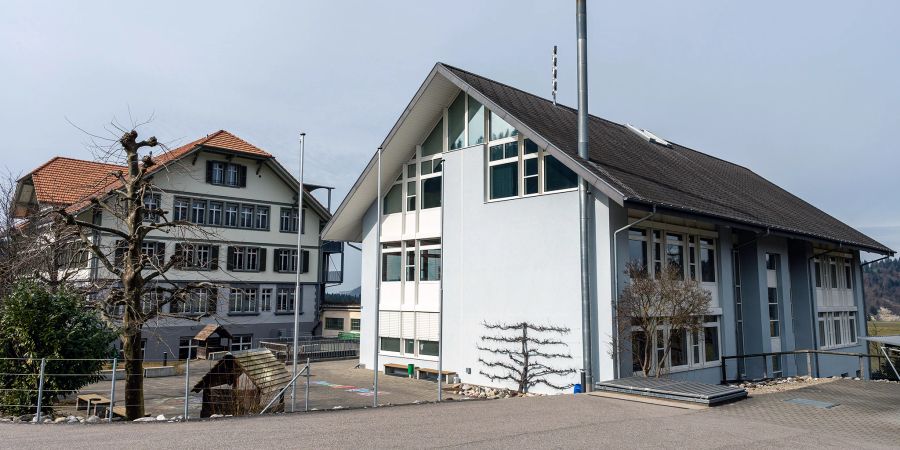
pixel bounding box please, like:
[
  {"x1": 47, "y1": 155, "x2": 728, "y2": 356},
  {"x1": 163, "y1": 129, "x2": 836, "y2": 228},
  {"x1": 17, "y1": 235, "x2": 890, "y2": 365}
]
[
  {"x1": 192, "y1": 324, "x2": 232, "y2": 359},
  {"x1": 191, "y1": 348, "x2": 291, "y2": 417}
]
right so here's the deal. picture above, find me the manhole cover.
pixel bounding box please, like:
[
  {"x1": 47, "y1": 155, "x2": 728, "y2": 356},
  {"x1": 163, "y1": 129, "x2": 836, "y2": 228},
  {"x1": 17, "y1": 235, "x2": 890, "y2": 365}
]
[{"x1": 784, "y1": 398, "x2": 838, "y2": 409}]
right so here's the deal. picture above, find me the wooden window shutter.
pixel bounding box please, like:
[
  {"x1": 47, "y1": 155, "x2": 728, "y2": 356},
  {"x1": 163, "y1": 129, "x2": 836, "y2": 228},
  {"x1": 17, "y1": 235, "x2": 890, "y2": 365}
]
[
  {"x1": 205, "y1": 161, "x2": 214, "y2": 183},
  {"x1": 226, "y1": 246, "x2": 235, "y2": 271},
  {"x1": 301, "y1": 250, "x2": 310, "y2": 274},
  {"x1": 155, "y1": 242, "x2": 166, "y2": 266},
  {"x1": 173, "y1": 243, "x2": 184, "y2": 269},
  {"x1": 258, "y1": 248, "x2": 267, "y2": 272},
  {"x1": 238, "y1": 165, "x2": 247, "y2": 187},
  {"x1": 207, "y1": 288, "x2": 218, "y2": 313},
  {"x1": 114, "y1": 240, "x2": 125, "y2": 267},
  {"x1": 210, "y1": 246, "x2": 220, "y2": 271}
]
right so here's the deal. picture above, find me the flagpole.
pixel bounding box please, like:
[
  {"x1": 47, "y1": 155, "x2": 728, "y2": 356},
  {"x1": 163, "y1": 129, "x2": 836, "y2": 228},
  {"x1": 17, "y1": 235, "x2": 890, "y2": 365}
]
[
  {"x1": 291, "y1": 132, "x2": 306, "y2": 412},
  {"x1": 437, "y1": 155, "x2": 445, "y2": 401},
  {"x1": 373, "y1": 147, "x2": 383, "y2": 408}
]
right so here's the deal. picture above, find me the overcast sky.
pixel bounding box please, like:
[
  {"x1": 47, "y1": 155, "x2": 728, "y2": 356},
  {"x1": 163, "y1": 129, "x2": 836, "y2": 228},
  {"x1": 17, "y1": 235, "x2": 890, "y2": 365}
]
[{"x1": 2, "y1": 1, "x2": 898, "y2": 290}]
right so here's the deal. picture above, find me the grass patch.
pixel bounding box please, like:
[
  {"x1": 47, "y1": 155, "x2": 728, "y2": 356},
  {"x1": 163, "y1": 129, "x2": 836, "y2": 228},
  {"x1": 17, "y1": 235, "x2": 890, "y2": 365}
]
[{"x1": 868, "y1": 321, "x2": 900, "y2": 337}]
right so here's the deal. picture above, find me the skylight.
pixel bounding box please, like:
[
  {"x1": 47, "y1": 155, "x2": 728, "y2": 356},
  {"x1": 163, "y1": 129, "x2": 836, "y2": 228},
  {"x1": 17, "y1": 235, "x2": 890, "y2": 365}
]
[{"x1": 626, "y1": 124, "x2": 672, "y2": 148}]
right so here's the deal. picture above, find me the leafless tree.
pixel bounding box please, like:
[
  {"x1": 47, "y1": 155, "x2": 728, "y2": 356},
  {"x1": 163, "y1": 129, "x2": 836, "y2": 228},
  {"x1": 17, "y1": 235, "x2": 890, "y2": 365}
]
[
  {"x1": 46, "y1": 126, "x2": 225, "y2": 420},
  {"x1": 477, "y1": 321, "x2": 576, "y2": 393},
  {"x1": 0, "y1": 172, "x2": 89, "y2": 296},
  {"x1": 616, "y1": 262, "x2": 711, "y2": 377}
]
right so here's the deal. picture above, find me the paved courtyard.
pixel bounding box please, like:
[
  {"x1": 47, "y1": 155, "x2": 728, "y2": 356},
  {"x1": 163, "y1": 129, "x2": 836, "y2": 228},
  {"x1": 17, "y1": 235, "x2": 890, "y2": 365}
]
[
  {"x1": 5, "y1": 378, "x2": 898, "y2": 448},
  {"x1": 54, "y1": 359, "x2": 443, "y2": 418}
]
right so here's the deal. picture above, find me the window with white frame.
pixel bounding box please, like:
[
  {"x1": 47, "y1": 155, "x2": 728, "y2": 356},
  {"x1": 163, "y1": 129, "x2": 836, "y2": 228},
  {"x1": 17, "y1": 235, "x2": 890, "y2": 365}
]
[
  {"x1": 208, "y1": 201, "x2": 223, "y2": 226},
  {"x1": 279, "y1": 207, "x2": 304, "y2": 233},
  {"x1": 143, "y1": 193, "x2": 161, "y2": 222},
  {"x1": 486, "y1": 112, "x2": 578, "y2": 201},
  {"x1": 173, "y1": 197, "x2": 190, "y2": 221},
  {"x1": 171, "y1": 288, "x2": 214, "y2": 314},
  {"x1": 174, "y1": 243, "x2": 217, "y2": 270},
  {"x1": 229, "y1": 287, "x2": 258, "y2": 313},
  {"x1": 631, "y1": 316, "x2": 720, "y2": 374},
  {"x1": 381, "y1": 240, "x2": 441, "y2": 284},
  {"x1": 350, "y1": 318, "x2": 361, "y2": 331},
  {"x1": 230, "y1": 334, "x2": 252, "y2": 351},
  {"x1": 228, "y1": 246, "x2": 263, "y2": 272},
  {"x1": 818, "y1": 311, "x2": 858, "y2": 349},
  {"x1": 260, "y1": 288, "x2": 272, "y2": 312},
  {"x1": 381, "y1": 243, "x2": 401, "y2": 282},
  {"x1": 191, "y1": 199, "x2": 206, "y2": 224},
  {"x1": 275, "y1": 287, "x2": 294, "y2": 313},
  {"x1": 627, "y1": 226, "x2": 717, "y2": 284},
  {"x1": 274, "y1": 248, "x2": 308, "y2": 273}
]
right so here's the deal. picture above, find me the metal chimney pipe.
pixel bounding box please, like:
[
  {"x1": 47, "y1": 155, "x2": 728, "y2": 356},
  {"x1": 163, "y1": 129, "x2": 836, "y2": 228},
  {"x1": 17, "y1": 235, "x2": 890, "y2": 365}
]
[{"x1": 576, "y1": 0, "x2": 594, "y2": 391}]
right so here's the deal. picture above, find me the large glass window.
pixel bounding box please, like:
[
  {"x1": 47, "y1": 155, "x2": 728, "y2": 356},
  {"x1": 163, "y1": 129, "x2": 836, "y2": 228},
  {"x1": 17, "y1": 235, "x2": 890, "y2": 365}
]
[
  {"x1": 380, "y1": 337, "x2": 401, "y2": 352},
  {"x1": 544, "y1": 155, "x2": 578, "y2": 192},
  {"x1": 422, "y1": 176, "x2": 442, "y2": 209},
  {"x1": 448, "y1": 93, "x2": 465, "y2": 150},
  {"x1": 383, "y1": 184, "x2": 402, "y2": 215},
  {"x1": 489, "y1": 111, "x2": 517, "y2": 140},
  {"x1": 422, "y1": 119, "x2": 443, "y2": 157},
  {"x1": 628, "y1": 229, "x2": 648, "y2": 271},
  {"x1": 488, "y1": 140, "x2": 518, "y2": 200},
  {"x1": 382, "y1": 248, "x2": 401, "y2": 282},
  {"x1": 418, "y1": 340, "x2": 439, "y2": 356},
  {"x1": 700, "y1": 238, "x2": 716, "y2": 283},
  {"x1": 665, "y1": 233, "x2": 684, "y2": 279},
  {"x1": 670, "y1": 328, "x2": 688, "y2": 367},
  {"x1": 420, "y1": 248, "x2": 441, "y2": 281},
  {"x1": 467, "y1": 95, "x2": 484, "y2": 146}
]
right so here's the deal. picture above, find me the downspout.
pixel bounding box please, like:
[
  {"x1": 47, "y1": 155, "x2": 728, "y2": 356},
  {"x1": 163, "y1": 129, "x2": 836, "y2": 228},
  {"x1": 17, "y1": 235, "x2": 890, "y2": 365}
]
[
  {"x1": 611, "y1": 206, "x2": 656, "y2": 379},
  {"x1": 575, "y1": 0, "x2": 593, "y2": 391}
]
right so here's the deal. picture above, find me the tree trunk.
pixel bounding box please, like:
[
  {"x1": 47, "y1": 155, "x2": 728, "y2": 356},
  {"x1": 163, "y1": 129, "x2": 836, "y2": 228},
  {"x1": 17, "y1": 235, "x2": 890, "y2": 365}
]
[{"x1": 122, "y1": 267, "x2": 145, "y2": 420}]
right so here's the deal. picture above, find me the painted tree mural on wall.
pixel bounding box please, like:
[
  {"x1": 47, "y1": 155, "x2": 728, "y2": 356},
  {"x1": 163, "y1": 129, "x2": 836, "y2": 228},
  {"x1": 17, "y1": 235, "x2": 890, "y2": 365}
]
[{"x1": 477, "y1": 321, "x2": 576, "y2": 393}]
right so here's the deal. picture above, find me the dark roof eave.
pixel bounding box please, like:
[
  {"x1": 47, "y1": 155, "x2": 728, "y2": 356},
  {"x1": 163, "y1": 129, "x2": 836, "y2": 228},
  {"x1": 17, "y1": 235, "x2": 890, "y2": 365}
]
[{"x1": 625, "y1": 199, "x2": 895, "y2": 256}]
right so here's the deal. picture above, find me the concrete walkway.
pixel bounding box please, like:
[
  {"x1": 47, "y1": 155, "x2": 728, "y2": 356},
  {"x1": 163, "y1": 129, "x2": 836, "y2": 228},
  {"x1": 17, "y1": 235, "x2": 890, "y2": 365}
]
[{"x1": 4, "y1": 379, "x2": 898, "y2": 449}]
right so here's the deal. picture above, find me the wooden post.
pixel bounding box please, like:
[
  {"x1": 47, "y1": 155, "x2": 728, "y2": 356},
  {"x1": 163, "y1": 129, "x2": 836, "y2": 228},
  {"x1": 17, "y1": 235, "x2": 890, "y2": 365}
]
[
  {"x1": 806, "y1": 351, "x2": 812, "y2": 377},
  {"x1": 859, "y1": 355, "x2": 866, "y2": 380}
]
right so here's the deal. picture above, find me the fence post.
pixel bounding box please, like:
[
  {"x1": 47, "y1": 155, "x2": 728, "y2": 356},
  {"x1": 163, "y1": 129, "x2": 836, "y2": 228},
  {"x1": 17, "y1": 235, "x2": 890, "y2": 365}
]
[
  {"x1": 762, "y1": 355, "x2": 768, "y2": 379},
  {"x1": 108, "y1": 358, "x2": 118, "y2": 423},
  {"x1": 305, "y1": 357, "x2": 310, "y2": 412},
  {"x1": 806, "y1": 351, "x2": 812, "y2": 377},
  {"x1": 35, "y1": 358, "x2": 46, "y2": 423},
  {"x1": 859, "y1": 355, "x2": 865, "y2": 380},
  {"x1": 183, "y1": 354, "x2": 191, "y2": 421}
]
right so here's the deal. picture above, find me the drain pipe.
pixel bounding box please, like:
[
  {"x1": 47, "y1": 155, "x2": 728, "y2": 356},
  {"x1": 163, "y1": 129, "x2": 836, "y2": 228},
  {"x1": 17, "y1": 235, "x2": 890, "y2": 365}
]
[
  {"x1": 575, "y1": 0, "x2": 594, "y2": 392},
  {"x1": 611, "y1": 206, "x2": 656, "y2": 379}
]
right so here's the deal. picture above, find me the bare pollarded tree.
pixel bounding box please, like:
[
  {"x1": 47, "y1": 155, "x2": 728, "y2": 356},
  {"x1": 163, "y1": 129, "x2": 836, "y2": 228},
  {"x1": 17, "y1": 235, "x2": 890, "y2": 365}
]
[
  {"x1": 477, "y1": 321, "x2": 577, "y2": 393},
  {"x1": 46, "y1": 126, "x2": 226, "y2": 420},
  {"x1": 616, "y1": 262, "x2": 711, "y2": 377}
]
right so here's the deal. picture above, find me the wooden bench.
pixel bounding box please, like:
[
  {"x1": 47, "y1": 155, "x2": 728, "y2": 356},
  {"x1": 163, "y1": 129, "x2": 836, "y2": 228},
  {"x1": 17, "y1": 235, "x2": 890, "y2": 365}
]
[
  {"x1": 384, "y1": 363, "x2": 414, "y2": 378},
  {"x1": 416, "y1": 367, "x2": 456, "y2": 383},
  {"x1": 90, "y1": 399, "x2": 111, "y2": 417},
  {"x1": 76, "y1": 394, "x2": 107, "y2": 412}
]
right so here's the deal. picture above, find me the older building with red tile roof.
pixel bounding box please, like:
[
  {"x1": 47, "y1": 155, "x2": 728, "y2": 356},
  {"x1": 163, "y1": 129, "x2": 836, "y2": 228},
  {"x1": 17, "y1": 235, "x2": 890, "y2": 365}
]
[{"x1": 14, "y1": 129, "x2": 342, "y2": 361}]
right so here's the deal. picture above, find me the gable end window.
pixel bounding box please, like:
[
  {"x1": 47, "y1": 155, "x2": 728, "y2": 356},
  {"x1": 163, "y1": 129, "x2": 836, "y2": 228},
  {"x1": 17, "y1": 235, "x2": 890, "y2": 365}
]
[{"x1": 206, "y1": 161, "x2": 247, "y2": 188}]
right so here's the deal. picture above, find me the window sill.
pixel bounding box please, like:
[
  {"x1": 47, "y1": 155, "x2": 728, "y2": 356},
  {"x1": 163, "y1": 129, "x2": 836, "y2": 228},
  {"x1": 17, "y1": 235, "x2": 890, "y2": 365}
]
[
  {"x1": 227, "y1": 312, "x2": 260, "y2": 316},
  {"x1": 274, "y1": 311, "x2": 302, "y2": 316},
  {"x1": 485, "y1": 187, "x2": 578, "y2": 204}
]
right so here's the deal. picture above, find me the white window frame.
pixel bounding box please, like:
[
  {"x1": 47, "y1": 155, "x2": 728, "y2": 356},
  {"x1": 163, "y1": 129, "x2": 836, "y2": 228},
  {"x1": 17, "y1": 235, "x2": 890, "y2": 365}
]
[{"x1": 632, "y1": 316, "x2": 721, "y2": 376}]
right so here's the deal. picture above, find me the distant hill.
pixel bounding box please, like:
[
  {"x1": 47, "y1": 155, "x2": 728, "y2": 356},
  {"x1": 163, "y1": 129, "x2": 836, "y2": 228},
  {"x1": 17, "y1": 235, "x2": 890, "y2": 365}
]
[
  {"x1": 324, "y1": 286, "x2": 360, "y2": 305},
  {"x1": 863, "y1": 257, "x2": 900, "y2": 317}
]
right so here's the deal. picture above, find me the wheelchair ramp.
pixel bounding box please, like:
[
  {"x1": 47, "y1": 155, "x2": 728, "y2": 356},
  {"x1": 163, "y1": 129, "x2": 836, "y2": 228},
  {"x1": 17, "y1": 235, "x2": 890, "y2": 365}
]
[{"x1": 594, "y1": 377, "x2": 747, "y2": 405}]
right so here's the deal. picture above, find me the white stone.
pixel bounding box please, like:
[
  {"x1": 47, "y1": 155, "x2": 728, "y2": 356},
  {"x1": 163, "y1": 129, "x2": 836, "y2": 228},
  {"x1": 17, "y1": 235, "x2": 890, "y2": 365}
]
[
  {"x1": 85, "y1": 415, "x2": 100, "y2": 423},
  {"x1": 133, "y1": 417, "x2": 156, "y2": 422},
  {"x1": 156, "y1": 414, "x2": 166, "y2": 421},
  {"x1": 54, "y1": 417, "x2": 67, "y2": 423},
  {"x1": 209, "y1": 414, "x2": 224, "y2": 418}
]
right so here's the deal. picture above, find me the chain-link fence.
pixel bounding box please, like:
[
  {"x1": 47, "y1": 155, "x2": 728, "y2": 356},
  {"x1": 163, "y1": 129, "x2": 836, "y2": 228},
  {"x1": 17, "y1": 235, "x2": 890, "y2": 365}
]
[{"x1": 0, "y1": 339, "x2": 454, "y2": 423}]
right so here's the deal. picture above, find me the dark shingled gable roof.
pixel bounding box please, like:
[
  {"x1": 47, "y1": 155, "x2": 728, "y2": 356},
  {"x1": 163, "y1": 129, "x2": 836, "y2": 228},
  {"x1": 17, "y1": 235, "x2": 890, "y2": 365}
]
[{"x1": 442, "y1": 64, "x2": 892, "y2": 255}]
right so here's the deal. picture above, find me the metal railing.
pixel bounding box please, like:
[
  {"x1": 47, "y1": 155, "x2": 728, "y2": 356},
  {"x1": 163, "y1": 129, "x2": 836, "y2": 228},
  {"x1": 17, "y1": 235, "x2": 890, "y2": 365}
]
[
  {"x1": 259, "y1": 336, "x2": 359, "y2": 363},
  {"x1": 720, "y1": 349, "x2": 895, "y2": 384},
  {"x1": 260, "y1": 357, "x2": 310, "y2": 414}
]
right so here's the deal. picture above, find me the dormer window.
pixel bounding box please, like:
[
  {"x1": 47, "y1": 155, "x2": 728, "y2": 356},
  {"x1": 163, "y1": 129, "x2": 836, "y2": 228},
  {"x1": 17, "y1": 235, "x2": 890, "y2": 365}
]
[{"x1": 206, "y1": 161, "x2": 247, "y2": 187}]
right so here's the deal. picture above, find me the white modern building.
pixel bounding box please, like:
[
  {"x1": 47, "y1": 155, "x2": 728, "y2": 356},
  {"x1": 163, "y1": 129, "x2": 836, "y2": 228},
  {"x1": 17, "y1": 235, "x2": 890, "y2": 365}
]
[
  {"x1": 14, "y1": 130, "x2": 343, "y2": 360},
  {"x1": 323, "y1": 64, "x2": 893, "y2": 392}
]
